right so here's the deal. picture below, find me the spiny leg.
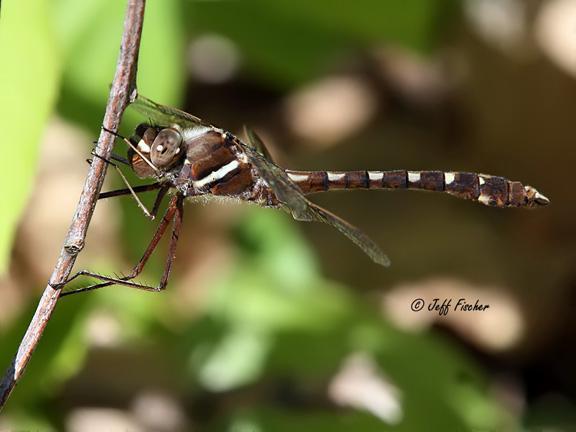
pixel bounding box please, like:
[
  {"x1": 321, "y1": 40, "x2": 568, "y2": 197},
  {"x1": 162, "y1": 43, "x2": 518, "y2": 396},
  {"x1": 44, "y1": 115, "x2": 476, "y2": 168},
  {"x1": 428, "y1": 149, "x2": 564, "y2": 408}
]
[
  {"x1": 60, "y1": 195, "x2": 183, "y2": 296},
  {"x1": 99, "y1": 184, "x2": 170, "y2": 221},
  {"x1": 88, "y1": 137, "x2": 131, "y2": 167},
  {"x1": 88, "y1": 142, "x2": 164, "y2": 213},
  {"x1": 90, "y1": 151, "x2": 156, "y2": 219},
  {"x1": 158, "y1": 193, "x2": 184, "y2": 288},
  {"x1": 60, "y1": 194, "x2": 179, "y2": 295},
  {"x1": 150, "y1": 185, "x2": 170, "y2": 220},
  {"x1": 109, "y1": 153, "x2": 131, "y2": 166},
  {"x1": 87, "y1": 153, "x2": 130, "y2": 167},
  {"x1": 99, "y1": 182, "x2": 163, "y2": 200},
  {"x1": 111, "y1": 163, "x2": 155, "y2": 219}
]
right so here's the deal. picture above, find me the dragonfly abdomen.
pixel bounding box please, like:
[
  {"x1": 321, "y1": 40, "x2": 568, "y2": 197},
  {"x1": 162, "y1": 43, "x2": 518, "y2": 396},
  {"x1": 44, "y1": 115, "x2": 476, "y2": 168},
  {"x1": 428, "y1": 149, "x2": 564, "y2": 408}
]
[{"x1": 285, "y1": 169, "x2": 549, "y2": 208}]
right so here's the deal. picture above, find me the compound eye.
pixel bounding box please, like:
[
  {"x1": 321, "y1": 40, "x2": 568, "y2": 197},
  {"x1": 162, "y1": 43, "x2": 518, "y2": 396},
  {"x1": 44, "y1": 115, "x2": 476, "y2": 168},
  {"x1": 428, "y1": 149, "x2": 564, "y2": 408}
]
[
  {"x1": 128, "y1": 125, "x2": 159, "y2": 178},
  {"x1": 150, "y1": 128, "x2": 183, "y2": 168},
  {"x1": 130, "y1": 124, "x2": 158, "y2": 155},
  {"x1": 135, "y1": 123, "x2": 151, "y2": 138}
]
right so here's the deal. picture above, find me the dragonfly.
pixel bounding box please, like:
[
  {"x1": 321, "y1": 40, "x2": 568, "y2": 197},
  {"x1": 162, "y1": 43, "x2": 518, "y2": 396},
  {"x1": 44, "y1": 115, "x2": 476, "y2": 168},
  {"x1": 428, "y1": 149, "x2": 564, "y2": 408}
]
[{"x1": 60, "y1": 95, "x2": 550, "y2": 296}]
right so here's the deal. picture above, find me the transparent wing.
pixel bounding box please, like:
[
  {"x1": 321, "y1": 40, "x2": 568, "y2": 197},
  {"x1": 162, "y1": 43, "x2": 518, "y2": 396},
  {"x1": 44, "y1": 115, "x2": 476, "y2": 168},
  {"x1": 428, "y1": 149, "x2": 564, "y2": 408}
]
[
  {"x1": 304, "y1": 202, "x2": 391, "y2": 267},
  {"x1": 243, "y1": 129, "x2": 311, "y2": 220},
  {"x1": 132, "y1": 94, "x2": 209, "y2": 129},
  {"x1": 243, "y1": 126, "x2": 274, "y2": 161},
  {"x1": 243, "y1": 129, "x2": 390, "y2": 267}
]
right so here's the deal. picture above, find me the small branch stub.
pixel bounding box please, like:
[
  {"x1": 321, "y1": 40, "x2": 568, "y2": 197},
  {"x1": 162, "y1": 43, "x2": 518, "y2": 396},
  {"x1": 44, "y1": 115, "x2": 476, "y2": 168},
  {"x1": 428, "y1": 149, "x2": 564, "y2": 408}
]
[{"x1": 64, "y1": 238, "x2": 84, "y2": 255}]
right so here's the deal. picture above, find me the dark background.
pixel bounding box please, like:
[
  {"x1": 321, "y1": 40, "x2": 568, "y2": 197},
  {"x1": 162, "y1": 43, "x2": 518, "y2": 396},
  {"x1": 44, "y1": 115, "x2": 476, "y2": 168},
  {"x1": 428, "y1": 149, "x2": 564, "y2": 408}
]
[{"x1": 1, "y1": 0, "x2": 574, "y2": 430}]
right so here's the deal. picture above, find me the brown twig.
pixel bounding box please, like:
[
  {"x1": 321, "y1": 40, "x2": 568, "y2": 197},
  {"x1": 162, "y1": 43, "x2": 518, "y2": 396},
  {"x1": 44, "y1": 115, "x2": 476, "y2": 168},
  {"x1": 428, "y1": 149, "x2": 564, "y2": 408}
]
[{"x1": 0, "y1": 0, "x2": 146, "y2": 410}]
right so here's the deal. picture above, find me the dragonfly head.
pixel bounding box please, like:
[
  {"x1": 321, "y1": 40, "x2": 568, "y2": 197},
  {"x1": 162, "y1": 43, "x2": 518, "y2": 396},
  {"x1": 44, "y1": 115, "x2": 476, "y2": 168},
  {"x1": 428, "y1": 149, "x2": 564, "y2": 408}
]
[{"x1": 129, "y1": 123, "x2": 185, "y2": 178}]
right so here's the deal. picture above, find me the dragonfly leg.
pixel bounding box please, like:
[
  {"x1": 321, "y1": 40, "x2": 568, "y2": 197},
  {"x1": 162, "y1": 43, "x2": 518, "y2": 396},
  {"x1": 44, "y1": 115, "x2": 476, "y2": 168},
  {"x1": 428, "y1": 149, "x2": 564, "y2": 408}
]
[
  {"x1": 89, "y1": 150, "x2": 159, "y2": 219},
  {"x1": 87, "y1": 138, "x2": 130, "y2": 167},
  {"x1": 98, "y1": 183, "x2": 163, "y2": 200},
  {"x1": 60, "y1": 194, "x2": 184, "y2": 296},
  {"x1": 87, "y1": 153, "x2": 130, "y2": 167},
  {"x1": 149, "y1": 185, "x2": 170, "y2": 219},
  {"x1": 92, "y1": 150, "x2": 168, "y2": 220},
  {"x1": 99, "y1": 184, "x2": 169, "y2": 221},
  {"x1": 109, "y1": 153, "x2": 131, "y2": 166}
]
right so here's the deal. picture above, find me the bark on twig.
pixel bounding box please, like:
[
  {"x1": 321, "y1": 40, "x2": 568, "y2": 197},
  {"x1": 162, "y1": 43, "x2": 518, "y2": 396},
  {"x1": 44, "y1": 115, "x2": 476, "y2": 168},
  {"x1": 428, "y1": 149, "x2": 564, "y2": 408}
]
[{"x1": 0, "y1": 0, "x2": 146, "y2": 410}]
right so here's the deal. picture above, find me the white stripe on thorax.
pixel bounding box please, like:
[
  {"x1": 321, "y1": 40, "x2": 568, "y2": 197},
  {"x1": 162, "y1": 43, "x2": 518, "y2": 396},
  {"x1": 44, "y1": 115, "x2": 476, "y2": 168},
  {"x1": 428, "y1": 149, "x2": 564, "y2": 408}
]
[{"x1": 193, "y1": 160, "x2": 239, "y2": 188}]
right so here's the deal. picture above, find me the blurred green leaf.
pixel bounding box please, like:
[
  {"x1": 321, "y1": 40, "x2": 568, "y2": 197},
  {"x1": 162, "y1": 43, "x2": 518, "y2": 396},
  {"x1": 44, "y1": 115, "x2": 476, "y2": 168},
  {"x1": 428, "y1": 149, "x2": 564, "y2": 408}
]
[
  {"x1": 56, "y1": 0, "x2": 125, "y2": 118},
  {"x1": 0, "y1": 0, "x2": 60, "y2": 275},
  {"x1": 184, "y1": 210, "x2": 353, "y2": 388},
  {"x1": 208, "y1": 210, "x2": 352, "y2": 332},
  {"x1": 233, "y1": 208, "x2": 319, "y2": 285},
  {"x1": 179, "y1": 208, "x2": 511, "y2": 430},
  {"x1": 94, "y1": 286, "x2": 172, "y2": 339},
  {"x1": 265, "y1": 0, "x2": 450, "y2": 50},
  {"x1": 187, "y1": 0, "x2": 455, "y2": 87},
  {"x1": 225, "y1": 408, "x2": 389, "y2": 432},
  {"x1": 370, "y1": 327, "x2": 508, "y2": 431},
  {"x1": 197, "y1": 325, "x2": 272, "y2": 391},
  {"x1": 0, "y1": 413, "x2": 57, "y2": 432},
  {"x1": 55, "y1": 0, "x2": 184, "y2": 130},
  {"x1": 52, "y1": 0, "x2": 108, "y2": 54},
  {"x1": 137, "y1": 0, "x2": 185, "y2": 105},
  {"x1": 188, "y1": 1, "x2": 346, "y2": 87}
]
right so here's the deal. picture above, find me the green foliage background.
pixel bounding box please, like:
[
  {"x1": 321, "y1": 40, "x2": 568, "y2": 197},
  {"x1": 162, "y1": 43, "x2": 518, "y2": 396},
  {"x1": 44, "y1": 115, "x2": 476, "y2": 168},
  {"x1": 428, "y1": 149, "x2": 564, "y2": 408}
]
[{"x1": 1, "y1": 0, "x2": 570, "y2": 431}]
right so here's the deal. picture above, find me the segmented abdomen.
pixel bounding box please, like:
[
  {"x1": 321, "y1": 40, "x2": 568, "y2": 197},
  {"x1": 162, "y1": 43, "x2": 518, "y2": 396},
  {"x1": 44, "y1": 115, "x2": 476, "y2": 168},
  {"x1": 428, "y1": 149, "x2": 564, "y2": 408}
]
[{"x1": 285, "y1": 169, "x2": 549, "y2": 208}]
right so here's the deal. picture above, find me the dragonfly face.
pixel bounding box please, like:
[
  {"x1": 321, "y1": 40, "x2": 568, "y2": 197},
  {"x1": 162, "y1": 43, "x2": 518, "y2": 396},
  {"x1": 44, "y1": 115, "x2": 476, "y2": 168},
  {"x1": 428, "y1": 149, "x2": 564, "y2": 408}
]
[{"x1": 129, "y1": 123, "x2": 185, "y2": 178}]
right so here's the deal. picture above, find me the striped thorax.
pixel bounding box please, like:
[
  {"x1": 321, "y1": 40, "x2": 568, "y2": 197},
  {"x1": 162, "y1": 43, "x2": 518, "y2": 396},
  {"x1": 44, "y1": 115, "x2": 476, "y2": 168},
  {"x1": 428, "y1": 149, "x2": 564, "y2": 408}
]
[{"x1": 129, "y1": 123, "x2": 277, "y2": 204}]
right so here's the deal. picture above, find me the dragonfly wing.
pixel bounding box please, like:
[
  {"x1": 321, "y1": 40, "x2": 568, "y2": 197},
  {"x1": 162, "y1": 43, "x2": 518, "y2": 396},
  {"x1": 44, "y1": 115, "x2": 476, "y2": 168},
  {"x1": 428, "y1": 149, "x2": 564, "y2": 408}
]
[
  {"x1": 243, "y1": 127, "x2": 274, "y2": 162},
  {"x1": 132, "y1": 95, "x2": 209, "y2": 129},
  {"x1": 242, "y1": 132, "x2": 312, "y2": 220},
  {"x1": 241, "y1": 132, "x2": 390, "y2": 266},
  {"x1": 305, "y1": 202, "x2": 390, "y2": 267}
]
